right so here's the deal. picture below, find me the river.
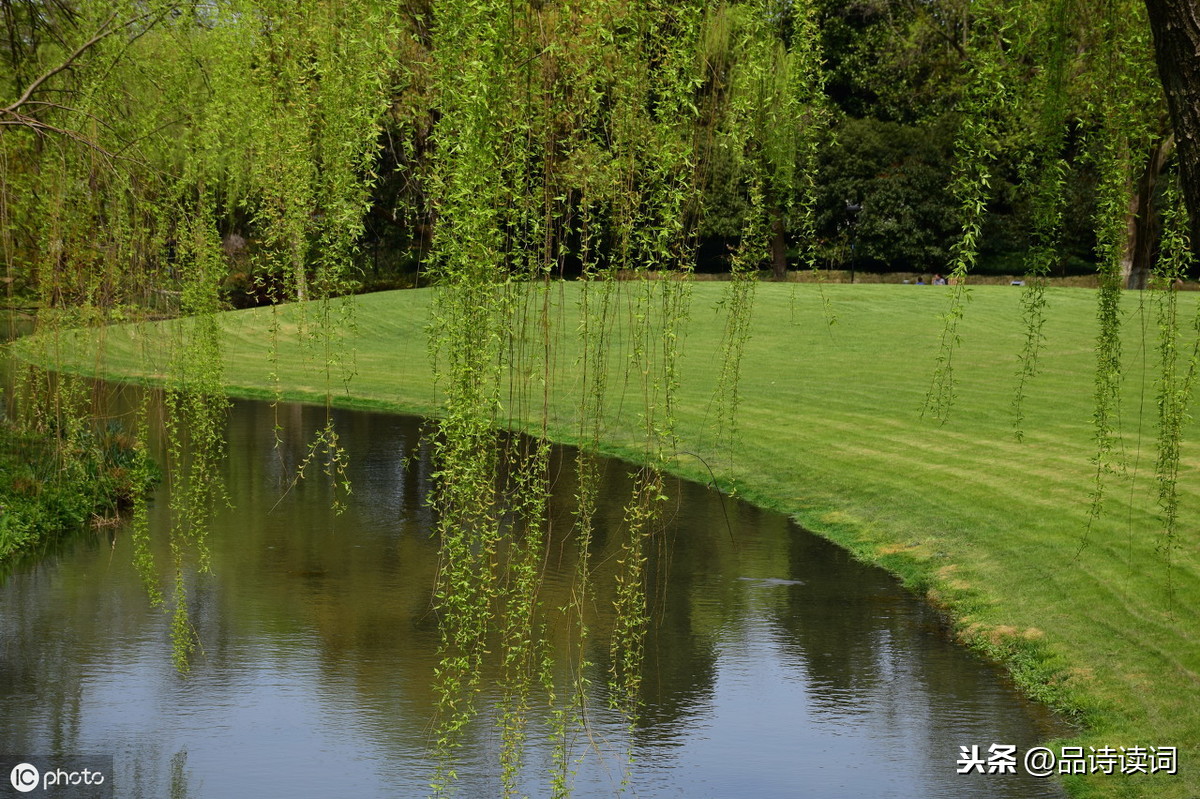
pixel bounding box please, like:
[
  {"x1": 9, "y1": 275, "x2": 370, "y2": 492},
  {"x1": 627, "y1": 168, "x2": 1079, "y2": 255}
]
[{"x1": 0, "y1": 393, "x2": 1069, "y2": 798}]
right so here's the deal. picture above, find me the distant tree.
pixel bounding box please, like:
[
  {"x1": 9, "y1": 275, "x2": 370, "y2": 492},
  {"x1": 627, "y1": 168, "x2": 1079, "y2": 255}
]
[
  {"x1": 816, "y1": 0, "x2": 970, "y2": 122},
  {"x1": 816, "y1": 116, "x2": 958, "y2": 271}
]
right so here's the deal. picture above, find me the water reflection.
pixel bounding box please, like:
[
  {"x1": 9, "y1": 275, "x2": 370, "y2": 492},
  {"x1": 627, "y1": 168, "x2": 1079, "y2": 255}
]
[{"x1": 0, "y1": 398, "x2": 1069, "y2": 798}]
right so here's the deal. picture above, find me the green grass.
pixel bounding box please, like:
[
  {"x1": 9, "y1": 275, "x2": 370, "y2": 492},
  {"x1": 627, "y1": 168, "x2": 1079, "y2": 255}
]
[
  {"x1": 22, "y1": 281, "x2": 1200, "y2": 799},
  {"x1": 0, "y1": 424, "x2": 151, "y2": 566}
]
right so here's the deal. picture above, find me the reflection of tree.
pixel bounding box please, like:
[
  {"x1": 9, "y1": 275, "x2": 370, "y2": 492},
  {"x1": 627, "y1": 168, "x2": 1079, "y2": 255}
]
[
  {"x1": 765, "y1": 522, "x2": 1067, "y2": 796},
  {"x1": 0, "y1": 393, "x2": 1066, "y2": 797},
  {"x1": 632, "y1": 485, "x2": 722, "y2": 741},
  {"x1": 169, "y1": 749, "x2": 194, "y2": 799},
  {"x1": 768, "y1": 528, "x2": 908, "y2": 702},
  {"x1": 550, "y1": 459, "x2": 728, "y2": 742},
  {"x1": 207, "y1": 402, "x2": 445, "y2": 736},
  {"x1": 632, "y1": 480, "x2": 800, "y2": 745}
]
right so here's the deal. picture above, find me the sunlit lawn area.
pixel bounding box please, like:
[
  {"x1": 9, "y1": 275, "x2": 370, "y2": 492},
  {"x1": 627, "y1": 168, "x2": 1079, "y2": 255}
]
[{"x1": 27, "y1": 281, "x2": 1200, "y2": 799}]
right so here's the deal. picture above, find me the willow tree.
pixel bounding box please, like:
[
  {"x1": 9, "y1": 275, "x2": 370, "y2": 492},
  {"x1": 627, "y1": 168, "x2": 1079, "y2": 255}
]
[
  {"x1": 4, "y1": 0, "x2": 1200, "y2": 794},
  {"x1": 698, "y1": 0, "x2": 829, "y2": 459},
  {"x1": 421, "y1": 0, "x2": 715, "y2": 786},
  {"x1": 0, "y1": 0, "x2": 811, "y2": 790},
  {"x1": 409, "y1": 0, "x2": 843, "y2": 789},
  {"x1": 919, "y1": 0, "x2": 1197, "y2": 571},
  {"x1": 1145, "y1": 0, "x2": 1200, "y2": 248},
  {"x1": 1140, "y1": 0, "x2": 1200, "y2": 580},
  {"x1": 0, "y1": 0, "x2": 396, "y2": 662}
]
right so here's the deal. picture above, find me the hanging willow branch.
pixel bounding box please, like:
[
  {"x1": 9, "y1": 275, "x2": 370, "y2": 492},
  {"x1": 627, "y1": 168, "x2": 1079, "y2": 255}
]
[
  {"x1": 1011, "y1": 0, "x2": 1070, "y2": 441},
  {"x1": 1081, "y1": 0, "x2": 1159, "y2": 535},
  {"x1": 923, "y1": 11, "x2": 1011, "y2": 423},
  {"x1": 1150, "y1": 178, "x2": 1197, "y2": 598}
]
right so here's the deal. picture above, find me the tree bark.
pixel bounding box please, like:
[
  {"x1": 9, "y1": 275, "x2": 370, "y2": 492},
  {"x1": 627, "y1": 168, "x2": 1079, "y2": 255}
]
[
  {"x1": 1123, "y1": 134, "x2": 1175, "y2": 289},
  {"x1": 1145, "y1": 0, "x2": 1200, "y2": 249},
  {"x1": 769, "y1": 207, "x2": 788, "y2": 281}
]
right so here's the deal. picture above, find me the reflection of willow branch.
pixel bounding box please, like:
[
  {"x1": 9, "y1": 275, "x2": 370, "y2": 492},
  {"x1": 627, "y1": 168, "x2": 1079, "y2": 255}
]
[
  {"x1": 678, "y1": 450, "x2": 737, "y2": 550},
  {"x1": 267, "y1": 418, "x2": 349, "y2": 515}
]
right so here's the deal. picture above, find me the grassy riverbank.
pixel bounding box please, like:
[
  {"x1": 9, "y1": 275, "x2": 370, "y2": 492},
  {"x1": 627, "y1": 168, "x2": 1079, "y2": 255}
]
[
  {"x1": 23, "y1": 282, "x2": 1200, "y2": 799},
  {"x1": 0, "y1": 424, "x2": 149, "y2": 566}
]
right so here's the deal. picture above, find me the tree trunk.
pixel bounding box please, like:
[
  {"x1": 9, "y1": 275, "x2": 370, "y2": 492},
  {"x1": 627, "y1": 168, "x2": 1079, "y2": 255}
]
[
  {"x1": 1123, "y1": 134, "x2": 1175, "y2": 290},
  {"x1": 769, "y1": 207, "x2": 787, "y2": 281},
  {"x1": 1145, "y1": 0, "x2": 1200, "y2": 249}
]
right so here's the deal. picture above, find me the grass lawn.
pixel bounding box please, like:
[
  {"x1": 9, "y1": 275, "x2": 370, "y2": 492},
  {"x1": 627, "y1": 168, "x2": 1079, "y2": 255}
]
[{"x1": 21, "y1": 281, "x2": 1200, "y2": 799}]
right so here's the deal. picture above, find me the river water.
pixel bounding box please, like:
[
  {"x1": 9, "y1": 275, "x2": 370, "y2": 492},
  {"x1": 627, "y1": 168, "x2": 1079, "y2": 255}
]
[{"x1": 0, "y1": 395, "x2": 1068, "y2": 798}]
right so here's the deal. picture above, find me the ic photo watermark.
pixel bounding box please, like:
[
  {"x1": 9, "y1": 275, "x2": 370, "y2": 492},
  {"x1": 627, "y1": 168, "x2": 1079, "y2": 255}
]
[
  {"x1": 1, "y1": 757, "x2": 112, "y2": 799},
  {"x1": 958, "y1": 744, "x2": 1179, "y2": 778}
]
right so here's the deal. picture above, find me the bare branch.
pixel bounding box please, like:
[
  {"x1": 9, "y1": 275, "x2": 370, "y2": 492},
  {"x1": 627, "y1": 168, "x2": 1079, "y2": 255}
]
[
  {"x1": 0, "y1": 6, "x2": 177, "y2": 159},
  {"x1": 2, "y1": 11, "x2": 121, "y2": 116},
  {"x1": 0, "y1": 112, "x2": 118, "y2": 159},
  {"x1": 1, "y1": 6, "x2": 170, "y2": 118}
]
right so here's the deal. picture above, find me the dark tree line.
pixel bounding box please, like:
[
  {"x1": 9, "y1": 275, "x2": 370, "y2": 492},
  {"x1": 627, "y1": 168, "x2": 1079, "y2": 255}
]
[{"x1": 3, "y1": 0, "x2": 1200, "y2": 299}]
